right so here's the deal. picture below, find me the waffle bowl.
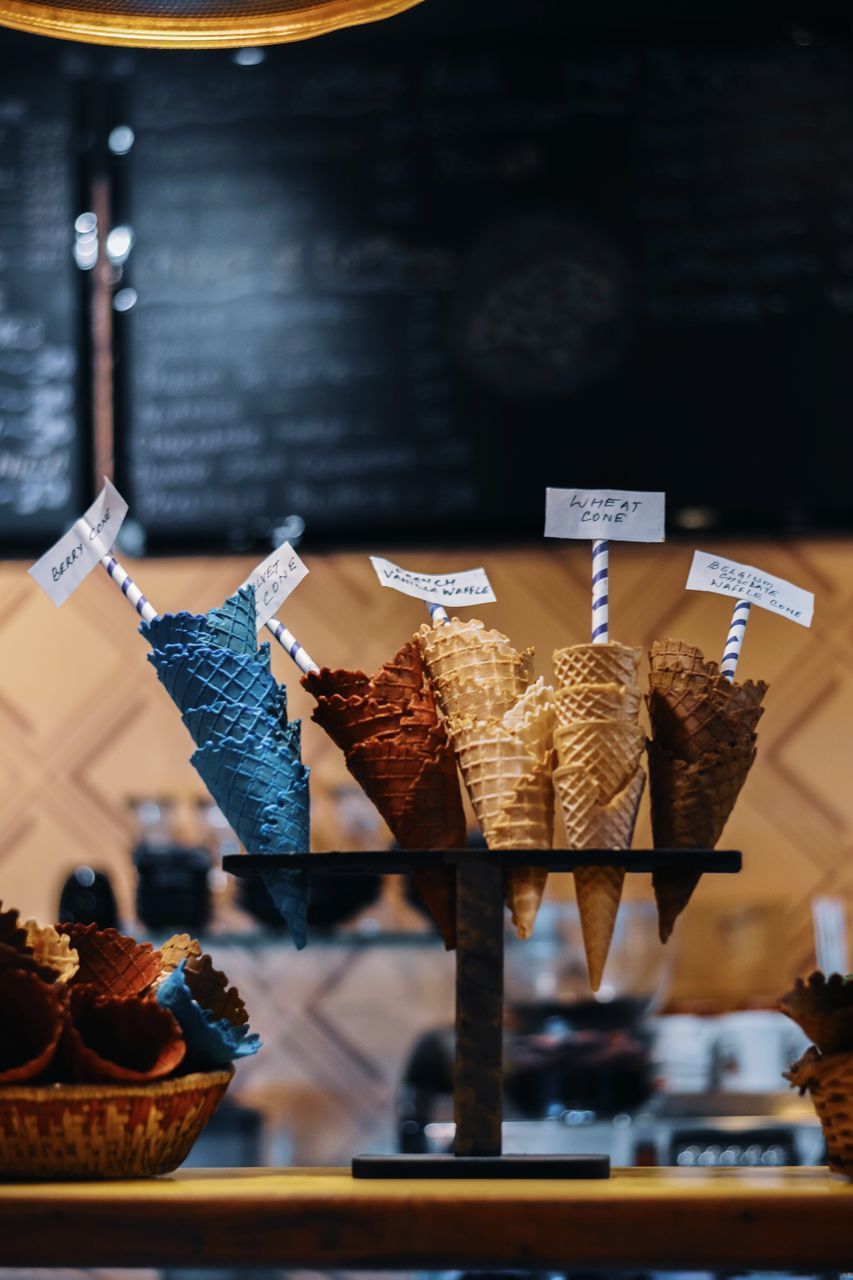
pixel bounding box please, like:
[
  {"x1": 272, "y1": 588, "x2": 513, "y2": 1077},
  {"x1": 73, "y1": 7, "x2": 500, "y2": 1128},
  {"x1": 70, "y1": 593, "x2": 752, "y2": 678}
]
[{"x1": 0, "y1": 1067, "x2": 233, "y2": 1179}]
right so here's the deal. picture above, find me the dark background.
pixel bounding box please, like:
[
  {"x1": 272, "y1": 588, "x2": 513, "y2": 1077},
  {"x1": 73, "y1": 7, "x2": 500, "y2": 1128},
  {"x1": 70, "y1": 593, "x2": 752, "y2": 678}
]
[{"x1": 2, "y1": 3, "x2": 853, "y2": 553}]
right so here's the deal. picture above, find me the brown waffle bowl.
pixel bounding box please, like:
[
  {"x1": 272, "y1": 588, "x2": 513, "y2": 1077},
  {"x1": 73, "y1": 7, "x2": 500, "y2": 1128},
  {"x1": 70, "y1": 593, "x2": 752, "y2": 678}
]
[
  {"x1": 0, "y1": 1068, "x2": 233, "y2": 1180},
  {"x1": 0, "y1": 0, "x2": 420, "y2": 48},
  {"x1": 786, "y1": 1049, "x2": 853, "y2": 1177}
]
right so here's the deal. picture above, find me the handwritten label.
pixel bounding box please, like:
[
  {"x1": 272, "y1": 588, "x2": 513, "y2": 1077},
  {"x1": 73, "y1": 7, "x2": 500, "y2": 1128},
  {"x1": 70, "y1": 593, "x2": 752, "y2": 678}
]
[
  {"x1": 544, "y1": 488, "x2": 666, "y2": 542},
  {"x1": 686, "y1": 550, "x2": 814, "y2": 627},
  {"x1": 370, "y1": 556, "x2": 496, "y2": 606},
  {"x1": 28, "y1": 478, "x2": 128, "y2": 607},
  {"x1": 244, "y1": 541, "x2": 309, "y2": 630}
]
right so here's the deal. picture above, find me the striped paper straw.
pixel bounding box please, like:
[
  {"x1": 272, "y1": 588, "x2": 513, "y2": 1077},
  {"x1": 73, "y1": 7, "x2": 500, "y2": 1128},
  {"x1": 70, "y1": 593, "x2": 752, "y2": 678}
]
[
  {"x1": 591, "y1": 539, "x2": 609, "y2": 644},
  {"x1": 265, "y1": 618, "x2": 320, "y2": 675},
  {"x1": 720, "y1": 599, "x2": 751, "y2": 681},
  {"x1": 100, "y1": 553, "x2": 158, "y2": 624},
  {"x1": 427, "y1": 602, "x2": 450, "y2": 625}
]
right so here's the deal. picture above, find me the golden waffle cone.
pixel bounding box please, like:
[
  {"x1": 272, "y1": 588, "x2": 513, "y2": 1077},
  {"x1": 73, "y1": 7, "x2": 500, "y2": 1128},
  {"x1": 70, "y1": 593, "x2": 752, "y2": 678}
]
[
  {"x1": 489, "y1": 770, "x2": 554, "y2": 939},
  {"x1": 22, "y1": 921, "x2": 79, "y2": 985},
  {"x1": 555, "y1": 682, "x2": 642, "y2": 726},
  {"x1": 60, "y1": 925, "x2": 162, "y2": 997},
  {"x1": 553, "y1": 642, "x2": 640, "y2": 690},
  {"x1": 555, "y1": 720, "x2": 644, "y2": 804},
  {"x1": 785, "y1": 1048, "x2": 853, "y2": 1176},
  {"x1": 159, "y1": 933, "x2": 203, "y2": 978},
  {"x1": 561, "y1": 768, "x2": 645, "y2": 989}
]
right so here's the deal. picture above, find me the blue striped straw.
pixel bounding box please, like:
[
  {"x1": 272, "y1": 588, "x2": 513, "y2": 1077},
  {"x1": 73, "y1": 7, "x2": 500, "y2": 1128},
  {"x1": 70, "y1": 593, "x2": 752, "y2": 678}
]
[
  {"x1": 720, "y1": 599, "x2": 751, "y2": 681},
  {"x1": 265, "y1": 618, "x2": 320, "y2": 675},
  {"x1": 427, "y1": 602, "x2": 450, "y2": 625},
  {"x1": 591, "y1": 539, "x2": 609, "y2": 644},
  {"x1": 100, "y1": 554, "x2": 158, "y2": 624}
]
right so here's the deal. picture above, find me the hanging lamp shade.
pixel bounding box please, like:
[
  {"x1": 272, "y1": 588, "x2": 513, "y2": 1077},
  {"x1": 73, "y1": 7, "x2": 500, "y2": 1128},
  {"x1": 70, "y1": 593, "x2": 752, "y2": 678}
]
[{"x1": 0, "y1": 0, "x2": 421, "y2": 48}]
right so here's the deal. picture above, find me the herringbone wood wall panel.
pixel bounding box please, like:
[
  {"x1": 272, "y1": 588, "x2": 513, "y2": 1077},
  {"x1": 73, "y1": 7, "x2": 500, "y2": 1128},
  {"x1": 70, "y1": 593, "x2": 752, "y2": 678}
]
[{"x1": 0, "y1": 539, "x2": 846, "y2": 993}]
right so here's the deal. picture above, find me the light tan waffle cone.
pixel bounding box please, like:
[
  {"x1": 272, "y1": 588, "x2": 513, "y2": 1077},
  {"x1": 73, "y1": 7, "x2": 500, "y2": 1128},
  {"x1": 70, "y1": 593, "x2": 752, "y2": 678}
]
[
  {"x1": 555, "y1": 720, "x2": 644, "y2": 804},
  {"x1": 159, "y1": 933, "x2": 203, "y2": 978},
  {"x1": 448, "y1": 720, "x2": 533, "y2": 829},
  {"x1": 489, "y1": 771, "x2": 554, "y2": 939},
  {"x1": 555, "y1": 682, "x2": 642, "y2": 726},
  {"x1": 22, "y1": 922, "x2": 79, "y2": 985},
  {"x1": 553, "y1": 642, "x2": 641, "y2": 690},
  {"x1": 501, "y1": 678, "x2": 555, "y2": 762},
  {"x1": 506, "y1": 866, "x2": 548, "y2": 940},
  {"x1": 575, "y1": 863, "x2": 625, "y2": 992},
  {"x1": 418, "y1": 619, "x2": 533, "y2": 720}
]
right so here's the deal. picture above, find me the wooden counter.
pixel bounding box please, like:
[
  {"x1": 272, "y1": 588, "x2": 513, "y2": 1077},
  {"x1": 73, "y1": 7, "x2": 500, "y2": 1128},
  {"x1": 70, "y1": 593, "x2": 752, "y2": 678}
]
[{"x1": 1, "y1": 1167, "x2": 853, "y2": 1270}]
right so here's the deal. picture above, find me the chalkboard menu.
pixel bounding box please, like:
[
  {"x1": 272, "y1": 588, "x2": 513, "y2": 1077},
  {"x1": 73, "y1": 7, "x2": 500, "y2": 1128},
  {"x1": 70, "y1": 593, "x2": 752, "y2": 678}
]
[
  {"x1": 115, "y1": 8, "x2": 853, "y2": 548},
  {"x1": 0, "y1": 53, "x2": 87, "y2": 551}
]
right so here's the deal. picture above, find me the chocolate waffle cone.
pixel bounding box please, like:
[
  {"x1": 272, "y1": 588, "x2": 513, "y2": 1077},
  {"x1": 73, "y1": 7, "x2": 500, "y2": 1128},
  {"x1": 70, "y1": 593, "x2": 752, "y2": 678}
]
[
  {"x1": 60, "y1": 925, "x2": 162, "y2": 997},
  {"x1": 553, "y1": 642, "x2": 641, "y2": 690},
  {"x1": 64, "y1": 988, "x2": 186, "y2": 1083},
  {"x1": 0, "y1": 970, "x2": 66, "y2": 1083},
  {"x1": 555, "y1": 682, "x2": 642, "y2": 726},
  {"x1": 779, "y1": 972, "x2": 853, "y2": 1056},
  {"x1": 555, "y1": 720, "x2": 644, "y2": 804},
  {"x1": 649, "y1": 637, "x2": 718, "y2": 678},
  {"x1": 183, "y1": 953, "x2": 249, "y2": 1027}
]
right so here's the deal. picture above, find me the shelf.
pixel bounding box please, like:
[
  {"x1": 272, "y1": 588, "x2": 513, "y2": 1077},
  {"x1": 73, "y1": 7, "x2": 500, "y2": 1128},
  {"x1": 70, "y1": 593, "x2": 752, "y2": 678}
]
[
  {"x1": 0, "y1": 1167, "x2": 850, "y2": 1270},
  {"x1": 224, "y1": 848, "x2": 742, "y2": 876}
]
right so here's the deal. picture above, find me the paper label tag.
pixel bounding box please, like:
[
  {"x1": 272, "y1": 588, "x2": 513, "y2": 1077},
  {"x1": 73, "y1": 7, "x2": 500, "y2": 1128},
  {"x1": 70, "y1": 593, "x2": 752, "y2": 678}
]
[
  {"x1": 686, "y1": 550, "x2": 814, "y2": 627},
  {"x1": 244, "y1": 542, "x2": 309, "y2": 630},
  {"x1": 370, "y1": 556, "x2": 496, "y2": 606},
  {"x1": 29, "y1": 478, "x2": 128, "y2": 607},
  {"x1": 544, "y1": 487, "x2": 666, "y2": 542}
]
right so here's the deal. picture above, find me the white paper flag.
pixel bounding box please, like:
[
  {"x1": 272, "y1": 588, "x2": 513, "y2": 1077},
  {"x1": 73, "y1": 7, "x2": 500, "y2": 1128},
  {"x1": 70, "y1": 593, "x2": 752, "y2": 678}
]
[
  {"x1": 244, "y1": 542, "x2": 309, "y2": 630},
  {"x1": 370, "y1": 556, "x2": 496, "y2": 606},
  {"x1": 545, "y1": 487, "x2": 666, "y2": 542},
  {"x1": 686, "y1": 550, "x2": 814, "y2": 628},
  {"x1": 29, "y1": 479, "x2": 128, "y2": 607}
]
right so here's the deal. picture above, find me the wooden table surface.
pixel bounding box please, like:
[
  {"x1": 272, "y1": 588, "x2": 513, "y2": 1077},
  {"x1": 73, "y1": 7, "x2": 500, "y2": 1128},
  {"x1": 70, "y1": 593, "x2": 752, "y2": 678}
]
[{"x1": 2, "y1": 1166, "x2": 853, "y2": 1270}]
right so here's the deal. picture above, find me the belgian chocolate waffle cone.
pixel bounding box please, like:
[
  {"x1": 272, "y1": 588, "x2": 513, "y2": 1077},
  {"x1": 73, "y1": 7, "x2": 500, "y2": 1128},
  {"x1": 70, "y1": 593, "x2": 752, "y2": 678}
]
[
  {"x1": 553, "y1": 642, "x2": 641, "y2": 691},
  {"x1": 646, "y1": 637, "x2": 768, "y2": 941},
  {"x1": 555, "y1": 682, "x2": 642, "y2": 726},
  {"x1": 64, "y1": 988, "x2": 186, "y2": 1084},
  {"x1": 183, "y1": 952, "x2": 249, "y2": 1026},
  {"x1": 779, "y1": 972, "x2": 853, "y2": 1056},
  {"x1": 60, "y1": 925, "x2": 162, "y2": 997},
  {"x1": 0, "y1": 969, "x2": 66, "y2": 1083}
]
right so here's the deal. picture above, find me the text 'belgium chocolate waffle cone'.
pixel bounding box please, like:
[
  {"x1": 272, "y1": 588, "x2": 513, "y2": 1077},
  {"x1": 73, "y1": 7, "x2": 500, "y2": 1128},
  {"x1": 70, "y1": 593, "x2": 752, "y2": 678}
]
[
  {"x1": 646, "y1": 638, "x2": 768, "y2": 941},
  {"x1": 419, "y1": 621, "x2": 555, "y2": 941},
  {"x1": 552, "y1": 643, "x2": 645, "y2": 991},
  {"x1": 303, "y1": 638, "x2": 465, "y2": 948}
]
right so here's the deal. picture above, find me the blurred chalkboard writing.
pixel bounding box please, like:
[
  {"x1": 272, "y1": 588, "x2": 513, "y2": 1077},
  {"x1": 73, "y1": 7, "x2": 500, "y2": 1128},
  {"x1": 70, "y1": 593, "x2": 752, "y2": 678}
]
[
  {"x1": 0, "y1": 52, "x2": 87, "y2": 551},
  {"x1": 113, "y1": 7, "x2": 853, "y2": 548}
]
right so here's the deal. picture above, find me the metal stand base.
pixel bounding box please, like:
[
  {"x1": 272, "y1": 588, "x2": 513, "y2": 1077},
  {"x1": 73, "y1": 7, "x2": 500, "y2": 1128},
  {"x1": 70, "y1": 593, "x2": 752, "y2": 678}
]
[{"x1": 352, "y1": 1154, "x2": 611, "y2": 1179}]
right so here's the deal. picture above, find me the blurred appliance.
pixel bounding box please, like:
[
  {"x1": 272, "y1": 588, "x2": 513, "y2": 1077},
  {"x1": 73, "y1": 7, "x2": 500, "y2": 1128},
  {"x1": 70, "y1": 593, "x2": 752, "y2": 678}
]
[
  {"x1": 132, "y1": 796, "x2": 212, "y2": 932},
  {"x1": 57, "y1": 866, "x2": 119, "y2": 929}
]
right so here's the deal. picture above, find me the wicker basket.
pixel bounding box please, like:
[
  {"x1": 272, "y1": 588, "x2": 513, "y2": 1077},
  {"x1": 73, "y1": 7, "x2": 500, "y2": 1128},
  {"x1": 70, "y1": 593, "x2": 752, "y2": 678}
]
[
  {"x1": 0, "y1": 1068, "x2": 233, "y2": 1179},
  {"x1": 786, "y1": 1048, "x2": 853, "y2": 1176}
]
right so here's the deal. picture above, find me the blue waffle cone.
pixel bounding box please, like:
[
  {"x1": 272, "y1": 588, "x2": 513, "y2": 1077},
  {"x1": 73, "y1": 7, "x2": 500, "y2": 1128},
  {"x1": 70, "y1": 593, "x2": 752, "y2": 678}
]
[
  {"x1": 143, "y1": 611, "x2": 210, "y2": 652},
  {"x1": 192, "y1": 733, "x2": 310, "y2": 852},
  {"x1": 157, "y1": 961, "x2": 261, "y2": 1069},
  {"x1": 151, "y1": 645, "x2": 279, "y2": 715},
  {"x1": 206, "y1": 586, "x2": 257, "y2": 657},
  {"x1": 183, "y1": 699, "x2": 279, "y2": 749}
]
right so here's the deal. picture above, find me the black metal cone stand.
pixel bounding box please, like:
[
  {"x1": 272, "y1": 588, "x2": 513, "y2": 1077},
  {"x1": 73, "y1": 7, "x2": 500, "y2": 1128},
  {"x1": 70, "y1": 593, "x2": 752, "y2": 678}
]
[{"x1": 224, "y1": 848, "x2": 741, "y2": 1179}]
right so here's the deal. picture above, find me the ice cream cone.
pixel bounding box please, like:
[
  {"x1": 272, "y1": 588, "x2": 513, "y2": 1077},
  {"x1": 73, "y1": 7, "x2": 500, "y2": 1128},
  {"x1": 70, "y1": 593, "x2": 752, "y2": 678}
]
[
  {"x1": 553, "y1": 642, "x2": 641, "y2": 691},
  {"x1": 22, "y1": 922, "x2": 79, "y2": 985},
  {"x1": 555, "y1": 682, "x2": 642, "y2": 726},
  {"x1": 555, "y1": 720, "x2": 644, "y2": 803},
  {"x1": 64, "y1": 988, "x2": 186, "y2": 1084},
  {"x1": 0, "y1": 970, "x2": 66, "y2": 1083},
  {"x1": 206, "y1": 585, "x2": 258, "y2": 656},
  {"x1": 418, "y1": 619, "x2": 533, "y2": 721},
  {"x1": 60, "y1": 925, "x2": 161, "y2": 997},
  {"x1": 447, "y1": 719, "x2": 535, "y2": 832}
]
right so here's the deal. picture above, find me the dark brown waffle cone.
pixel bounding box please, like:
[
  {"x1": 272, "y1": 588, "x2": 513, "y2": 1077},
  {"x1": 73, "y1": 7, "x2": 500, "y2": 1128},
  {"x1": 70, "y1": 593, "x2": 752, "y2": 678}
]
[
  {"x1": 0, "y1": 970, "x2": 66, "y2": 1084},
  {"x1": 779, "y1": 972, "x2": 853, "y2": 1056},
  {"x1": 64, "y1": 987, "x2": 186, "y2": 1083},
  {"x1": 0, "y1": 902, "x2": 29, "y2": 952},
  {"x1": 60, "y1": 925, "x2": 162, "y2": 997},
  {"x1": 310, "y1": 692, "x2": 405, "y2": 753},
  {"x1": 183, "y1": 953, "x2": 249, "y2": 1026}
]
